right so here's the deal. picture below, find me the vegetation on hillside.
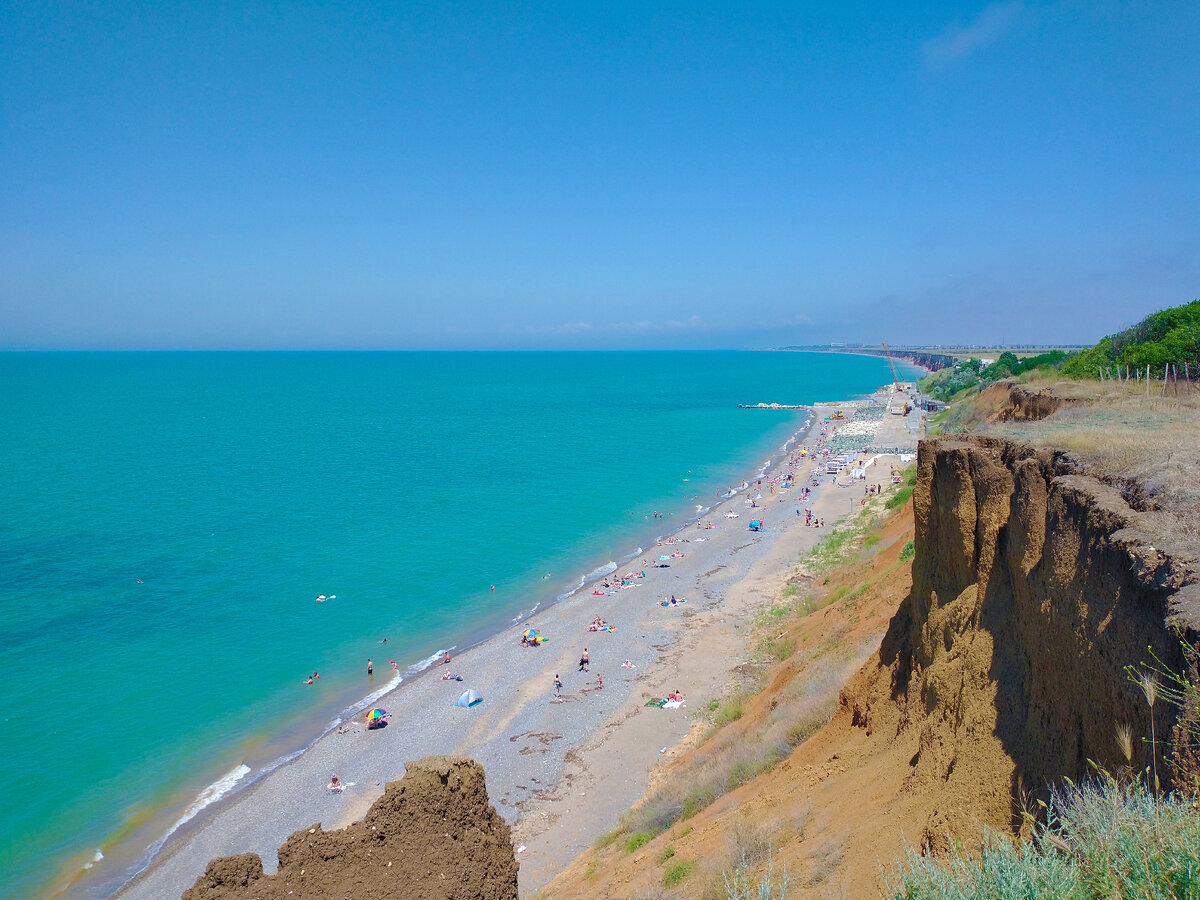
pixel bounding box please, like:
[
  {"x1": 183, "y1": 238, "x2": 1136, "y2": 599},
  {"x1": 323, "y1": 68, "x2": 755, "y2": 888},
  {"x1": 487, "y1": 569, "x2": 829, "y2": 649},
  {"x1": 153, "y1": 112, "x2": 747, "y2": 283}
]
[
  {"x1": 574, "y1": 485, "x2": 915, "y2": 898},
  {"x1": 1063, "y1": 299, "x2": 1200, "y2": 378},
  {"x1": 889, "y1": 776, "x2": 1200, "y2": 899},
  {"x1": 919, "y1": 300, "x2": 1200, "y2": 399},
  {"x1": 920, "y1": 350, "x2": 1067, "y2": 400}
]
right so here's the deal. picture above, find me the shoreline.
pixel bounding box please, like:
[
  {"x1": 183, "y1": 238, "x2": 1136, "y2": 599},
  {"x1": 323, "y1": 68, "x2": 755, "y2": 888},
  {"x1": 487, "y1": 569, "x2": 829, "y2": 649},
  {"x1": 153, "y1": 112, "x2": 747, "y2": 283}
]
[
  {"x1": 107, "y1": 396, "x2": 897, "y2": 900},
  {"x1": 73, "y1": 405, "x2": 818, "y2": 900},
  {"x1": 80, "y1": 383, "x2": 914, "y2": 900}
]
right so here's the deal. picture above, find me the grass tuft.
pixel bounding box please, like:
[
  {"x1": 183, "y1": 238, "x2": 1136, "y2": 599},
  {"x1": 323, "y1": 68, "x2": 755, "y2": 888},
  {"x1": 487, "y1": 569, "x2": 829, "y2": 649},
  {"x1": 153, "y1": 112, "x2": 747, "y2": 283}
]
[
  {"x1": 713, "y1": 695, "x2": 745, "y2": 727},
  {"x1": 664, "y1": 860, "x2": 695, "y2": 887},
  {"x1": 593, "y1": 828, "x2": 619, "y2": 850},
  {"x1": 681, "y1": 784, "x2": 719, "y2": 821},
  {"x1": 624, "y1": 828, "x2": 660, "y2": 854}
]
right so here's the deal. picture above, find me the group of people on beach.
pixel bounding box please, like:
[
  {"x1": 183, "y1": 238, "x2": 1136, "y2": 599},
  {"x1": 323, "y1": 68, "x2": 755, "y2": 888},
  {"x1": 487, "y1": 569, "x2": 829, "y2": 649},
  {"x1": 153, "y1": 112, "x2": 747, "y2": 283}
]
[{"x1": 317, "y1": 414, "x2": 879, "y2": 792}]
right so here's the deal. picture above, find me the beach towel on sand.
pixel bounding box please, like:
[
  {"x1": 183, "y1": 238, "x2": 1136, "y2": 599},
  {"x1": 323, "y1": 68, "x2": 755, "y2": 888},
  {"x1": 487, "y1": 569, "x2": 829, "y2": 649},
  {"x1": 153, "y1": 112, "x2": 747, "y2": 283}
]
[{"x1": 644, "y1": 698, "x2": 667, "y2": 707}]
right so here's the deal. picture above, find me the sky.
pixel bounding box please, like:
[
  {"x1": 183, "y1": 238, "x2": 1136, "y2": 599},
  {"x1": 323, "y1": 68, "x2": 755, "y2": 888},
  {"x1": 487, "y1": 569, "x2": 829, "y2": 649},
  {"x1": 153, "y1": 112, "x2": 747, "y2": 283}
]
[{"x1": 1, "y1": 1, "x2": 1198, "y2": 350}]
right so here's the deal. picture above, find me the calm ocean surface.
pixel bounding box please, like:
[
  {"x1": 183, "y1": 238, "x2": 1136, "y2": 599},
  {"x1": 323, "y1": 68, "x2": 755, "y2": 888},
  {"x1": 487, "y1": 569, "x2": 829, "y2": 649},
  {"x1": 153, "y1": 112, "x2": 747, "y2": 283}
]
[{"x1": 0, "y1": 351, "x2": 910, "y2": 899}]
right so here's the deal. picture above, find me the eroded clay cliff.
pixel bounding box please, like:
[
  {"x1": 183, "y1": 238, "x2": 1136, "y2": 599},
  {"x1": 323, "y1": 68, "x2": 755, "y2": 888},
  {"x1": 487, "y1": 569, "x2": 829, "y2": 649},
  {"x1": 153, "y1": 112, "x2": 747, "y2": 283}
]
[
  {"x1": 843, "y1": 435, "x2": 1200, "y2": 849},
  {"x1": 182, "y1": 756, "x2": 518, "y2": 900}
]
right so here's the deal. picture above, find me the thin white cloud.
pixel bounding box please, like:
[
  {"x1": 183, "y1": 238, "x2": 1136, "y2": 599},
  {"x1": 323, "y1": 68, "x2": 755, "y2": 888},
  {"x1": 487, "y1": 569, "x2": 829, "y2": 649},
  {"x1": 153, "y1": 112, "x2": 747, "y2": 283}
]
[{"x1": 924, "y1": 1, "x2": 1022, "y2": 64}]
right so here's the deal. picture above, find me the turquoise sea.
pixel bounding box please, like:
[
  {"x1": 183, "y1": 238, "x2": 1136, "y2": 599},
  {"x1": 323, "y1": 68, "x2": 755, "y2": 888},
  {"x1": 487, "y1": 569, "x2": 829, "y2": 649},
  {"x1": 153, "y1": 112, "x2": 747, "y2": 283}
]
[{"x1": 0, "y1": 351, "x2": 914, "y2": 900}]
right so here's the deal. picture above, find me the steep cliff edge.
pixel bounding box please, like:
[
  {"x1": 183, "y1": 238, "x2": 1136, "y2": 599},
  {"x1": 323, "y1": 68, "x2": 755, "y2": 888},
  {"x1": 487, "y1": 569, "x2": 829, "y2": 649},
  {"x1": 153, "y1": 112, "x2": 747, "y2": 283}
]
[
  {"x1": 182, "y1": 756, "x2": 518, "y2": 900},
  {"x1": 539, "y1": 429, "x2": 1200, "y2": 899},
  {"x1": 844, "y1": 435, "x2": 1200, "y2": 849}
]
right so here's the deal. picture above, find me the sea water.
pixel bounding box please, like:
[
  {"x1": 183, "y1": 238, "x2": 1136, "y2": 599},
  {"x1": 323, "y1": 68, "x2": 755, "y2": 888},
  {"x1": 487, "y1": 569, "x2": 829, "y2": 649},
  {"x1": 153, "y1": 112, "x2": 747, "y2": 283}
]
[{"x1": 0, "y1": 350, "x2": 912, "y2": 900}]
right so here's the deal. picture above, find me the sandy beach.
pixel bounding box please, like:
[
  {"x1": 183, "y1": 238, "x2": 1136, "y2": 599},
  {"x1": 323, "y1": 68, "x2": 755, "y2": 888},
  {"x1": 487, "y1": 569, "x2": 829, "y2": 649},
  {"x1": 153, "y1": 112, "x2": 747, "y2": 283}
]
[{"x1": 113, "y1": 394, "x2": 915, "y2": 900}]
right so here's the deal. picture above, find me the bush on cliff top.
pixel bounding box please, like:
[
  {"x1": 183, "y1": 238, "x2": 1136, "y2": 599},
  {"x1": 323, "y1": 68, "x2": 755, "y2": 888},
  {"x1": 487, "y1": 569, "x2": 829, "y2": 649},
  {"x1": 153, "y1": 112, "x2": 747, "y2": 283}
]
[
  {"x1": 1063, "y1": 299, "x2": 1200, "y2": 377},
  {"x1": 921, "y1": 350, "x2": 1069, "y2": 400},
  {"x1": 888, "y1": 776, "x2": 1200, "y2": 899}
]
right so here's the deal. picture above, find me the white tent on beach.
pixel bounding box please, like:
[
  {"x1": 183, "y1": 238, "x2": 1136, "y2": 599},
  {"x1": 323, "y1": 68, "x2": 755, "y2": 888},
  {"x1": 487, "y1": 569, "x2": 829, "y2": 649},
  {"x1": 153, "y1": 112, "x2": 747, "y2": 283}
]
[{"x1": 453, "y1": 689, "x2": 483, "y2": 708}]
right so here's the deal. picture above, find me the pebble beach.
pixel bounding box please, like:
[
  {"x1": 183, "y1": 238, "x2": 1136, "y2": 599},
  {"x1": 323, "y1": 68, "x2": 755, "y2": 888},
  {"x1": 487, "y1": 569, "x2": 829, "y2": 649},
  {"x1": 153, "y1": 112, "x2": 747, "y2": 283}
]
[{"x1": 112, "y1": 391, "x2": 920, "y2": 900}]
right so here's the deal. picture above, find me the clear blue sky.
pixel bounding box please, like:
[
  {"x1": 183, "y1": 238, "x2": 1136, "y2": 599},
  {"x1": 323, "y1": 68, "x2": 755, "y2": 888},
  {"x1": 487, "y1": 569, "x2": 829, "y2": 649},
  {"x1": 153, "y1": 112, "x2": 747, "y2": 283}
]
[{"x1": 2, "y1": 1, "x2": 1197, "y2": 350}]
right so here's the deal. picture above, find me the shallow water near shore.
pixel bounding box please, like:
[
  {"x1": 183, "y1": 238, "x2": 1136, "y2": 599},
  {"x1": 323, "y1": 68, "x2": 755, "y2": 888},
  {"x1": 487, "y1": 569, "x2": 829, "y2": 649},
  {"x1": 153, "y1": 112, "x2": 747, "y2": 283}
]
[{"x1": 0, "y1": 350, "x2": 911, "y2": 900}]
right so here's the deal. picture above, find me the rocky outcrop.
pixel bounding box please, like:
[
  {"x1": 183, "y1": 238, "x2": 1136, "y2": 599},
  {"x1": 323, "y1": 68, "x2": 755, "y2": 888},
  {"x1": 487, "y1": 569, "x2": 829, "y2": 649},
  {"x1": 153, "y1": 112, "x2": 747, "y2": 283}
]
[
  {"x1": 182, "y1": 757, "x2": 518, "y2": 900},
  {"x1": 842, "y1": 436, "x2": 1199, "y2": 849}
]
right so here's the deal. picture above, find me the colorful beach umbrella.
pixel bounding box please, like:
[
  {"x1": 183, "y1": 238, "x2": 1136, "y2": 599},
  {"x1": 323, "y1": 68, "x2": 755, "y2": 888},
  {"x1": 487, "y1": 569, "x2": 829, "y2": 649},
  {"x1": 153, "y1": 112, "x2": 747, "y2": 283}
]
[
  {"x1": 522, "y1": 628, "x2": 539, "y2": 639},
  {"x1": 365, "y1": 708, "x2": 387, "y2": 721}
]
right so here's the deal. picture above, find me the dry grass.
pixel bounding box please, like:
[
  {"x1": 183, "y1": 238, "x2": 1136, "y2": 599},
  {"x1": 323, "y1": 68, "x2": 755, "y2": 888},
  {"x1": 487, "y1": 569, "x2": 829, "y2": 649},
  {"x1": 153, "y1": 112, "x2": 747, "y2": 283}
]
[
  {"x1": 977, "y1": 376, "x2": 1200, "y2": 541},
  {"x1": 615, "y1": 637, "x2": 872, "y2": 842}
]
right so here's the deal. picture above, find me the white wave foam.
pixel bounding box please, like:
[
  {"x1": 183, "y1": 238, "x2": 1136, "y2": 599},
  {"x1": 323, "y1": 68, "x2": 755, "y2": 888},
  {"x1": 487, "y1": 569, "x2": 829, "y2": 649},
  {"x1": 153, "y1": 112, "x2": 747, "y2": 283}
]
[
  {"x1": 330, "y1": 669, "x2": 404, "y2": 728},
  {"x1": 84, "y1": 849, "x2": 104, "y2": 869},
  {"x1": 159, "y1": 763, "x2": 252, "y2": 847},
  {"x1": 582, "y1": 561, "x2": 617, "y2": 583},
  {"x1": 558, "y1": 561, "x2": 617, "y2": 601}
]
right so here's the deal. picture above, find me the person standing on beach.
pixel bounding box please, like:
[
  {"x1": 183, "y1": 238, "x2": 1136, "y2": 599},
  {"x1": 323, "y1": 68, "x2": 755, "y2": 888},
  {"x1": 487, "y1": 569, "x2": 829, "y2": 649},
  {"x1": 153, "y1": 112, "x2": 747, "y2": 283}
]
[
  {"x1": 367, "y1": 659, "x2": 373, "y2": 676},
  {"x1": 554, "y1": 674, "x2": 563, "y2": 700},
  {"x1": 579, "y1": 648, "x2": 589, "y2": 672}
]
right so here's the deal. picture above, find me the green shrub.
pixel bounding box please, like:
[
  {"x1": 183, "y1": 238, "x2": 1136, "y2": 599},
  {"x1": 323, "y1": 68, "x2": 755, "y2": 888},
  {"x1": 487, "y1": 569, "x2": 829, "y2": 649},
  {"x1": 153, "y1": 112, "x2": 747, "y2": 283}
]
[
  {"x1": 757, "y1": 634, "x2": 793, "y2": 663},
  {"x1": 681, "y1": 785, "x2": 718, "y2": 820},
  {"x1": 726, "y1": 756, "x2": 766, "y2": 791},
  {"x1": 594, "y1": 829, "x2": 619, "y2": 849},
  {"x1": 664, "y1": 860, "x2": 695, "y2": 887},
  {"x1": 658, "y1": 845, "x2": 677, "y2": 863},
  {"x1": 864, "y1": 534, "x2": 881, "y2": 548},
  {"x1": 583, "y1": 861, "x2": 599, "y2": 880},
  {"x1": 900, "y1": 540, "x2": 915, "y2": 561},
  {"x1": 887, "y1": 776, "x2": 1200, "y2": 899},
  {"x1": 624, "y1": 829, "x2": 659, "y2": 854},
  {"x1": 885, "y1": 486, "x2": 914, "y2": 510},
  {"x1": 713, "y1": 696, "x2": 744, "y2": 726}
]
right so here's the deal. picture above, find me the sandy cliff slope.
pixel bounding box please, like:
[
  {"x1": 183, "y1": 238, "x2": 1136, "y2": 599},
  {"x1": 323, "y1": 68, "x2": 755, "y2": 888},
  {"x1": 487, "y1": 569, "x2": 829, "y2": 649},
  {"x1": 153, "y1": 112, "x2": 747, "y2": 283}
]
[{"x1": 541, "y1": 427, "x2": 1199, "y2": 900}]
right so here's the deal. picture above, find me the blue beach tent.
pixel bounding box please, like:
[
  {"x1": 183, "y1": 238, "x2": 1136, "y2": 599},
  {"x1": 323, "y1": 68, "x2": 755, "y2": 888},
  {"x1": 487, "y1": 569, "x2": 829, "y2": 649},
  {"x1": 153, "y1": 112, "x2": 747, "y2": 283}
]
[{"x1": 453, "y1": 689, "x2": 483, "y2": 708}]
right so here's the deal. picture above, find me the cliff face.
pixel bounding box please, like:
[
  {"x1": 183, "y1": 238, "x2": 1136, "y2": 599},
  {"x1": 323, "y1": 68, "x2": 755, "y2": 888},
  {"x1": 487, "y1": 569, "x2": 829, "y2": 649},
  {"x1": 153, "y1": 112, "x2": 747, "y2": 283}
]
[
  {"x1": 182, "y1": 756, "x2": 518, "y2": 900},
  {"x1": 844, "y1": 435, "x2": 1199, "y2": 848},
  {"x1": 532, "y1": 426, "x2": 1200, "y2": 900}
]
